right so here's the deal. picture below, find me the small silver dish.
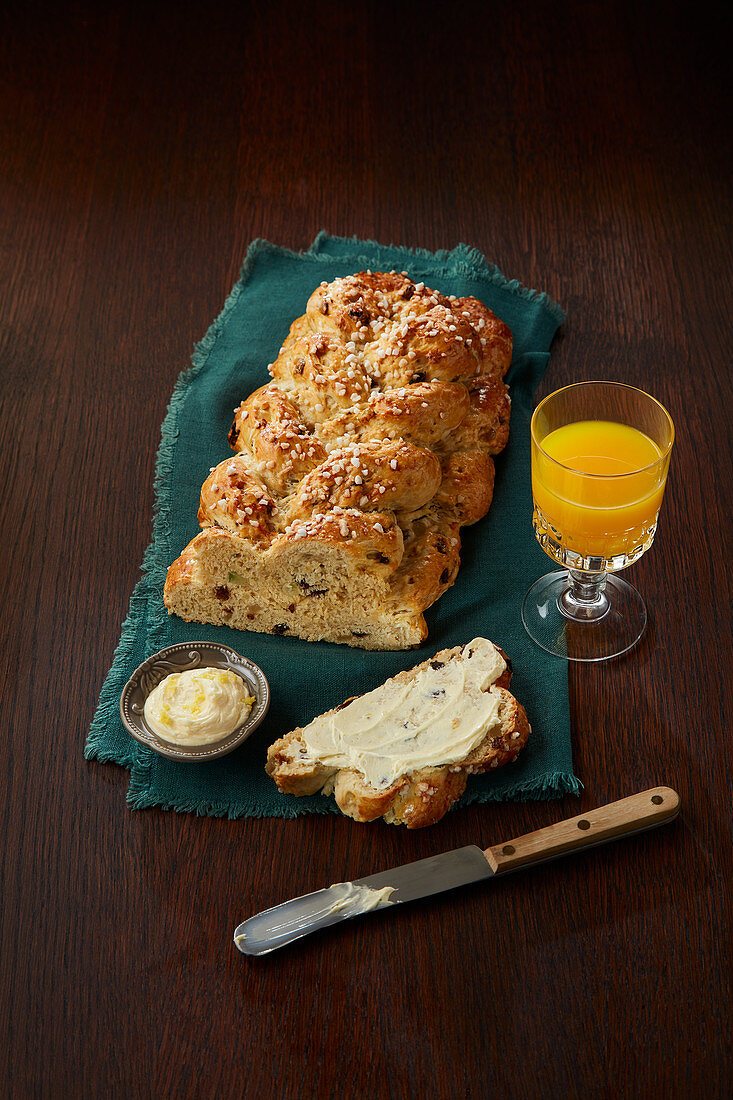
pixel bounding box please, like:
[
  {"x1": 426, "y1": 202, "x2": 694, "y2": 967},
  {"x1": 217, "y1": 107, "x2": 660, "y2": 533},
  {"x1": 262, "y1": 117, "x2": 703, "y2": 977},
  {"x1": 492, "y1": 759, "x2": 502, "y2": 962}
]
[{"x1": 119, "y1": 642, "x2": 270, "y2": 762}]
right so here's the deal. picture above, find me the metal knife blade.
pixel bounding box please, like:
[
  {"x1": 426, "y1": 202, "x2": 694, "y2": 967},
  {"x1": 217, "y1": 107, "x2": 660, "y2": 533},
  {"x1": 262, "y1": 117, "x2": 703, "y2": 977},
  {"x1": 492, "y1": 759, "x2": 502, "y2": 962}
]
[
  {"x1": 234, "y1": 845, "x2": 493, "y2": 956},
  {"x1": 354, "y1": 844, "x2": 494, "y2": 901}
]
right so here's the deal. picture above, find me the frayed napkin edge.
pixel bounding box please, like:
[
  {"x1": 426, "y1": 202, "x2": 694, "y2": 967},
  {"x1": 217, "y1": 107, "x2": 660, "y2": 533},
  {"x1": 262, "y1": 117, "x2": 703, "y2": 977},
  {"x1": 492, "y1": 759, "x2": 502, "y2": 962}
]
[
  {"x1": 308, "y1": 230, "x2": 567, "y2": 326},
  {"x1": 85, "y1": 234, "x2": 575, "y2": 815},
  {"x1": 125, "y1": 760, "x2": 582, "y2": 819}
]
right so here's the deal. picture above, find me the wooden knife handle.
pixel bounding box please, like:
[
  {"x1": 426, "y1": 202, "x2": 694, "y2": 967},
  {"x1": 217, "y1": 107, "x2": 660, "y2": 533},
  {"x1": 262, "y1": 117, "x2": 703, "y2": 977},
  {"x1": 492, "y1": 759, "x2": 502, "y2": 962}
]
[{"x1": 484, "y1": 786, "x2": 680, "y2": 875}]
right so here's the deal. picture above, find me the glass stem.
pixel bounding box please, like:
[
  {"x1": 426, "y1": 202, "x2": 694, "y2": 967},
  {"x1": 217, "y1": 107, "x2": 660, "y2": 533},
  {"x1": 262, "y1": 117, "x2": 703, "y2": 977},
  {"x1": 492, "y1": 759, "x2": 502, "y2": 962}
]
[{"x1": 558, "y1": 569, "x2": 610, "y2": 622}]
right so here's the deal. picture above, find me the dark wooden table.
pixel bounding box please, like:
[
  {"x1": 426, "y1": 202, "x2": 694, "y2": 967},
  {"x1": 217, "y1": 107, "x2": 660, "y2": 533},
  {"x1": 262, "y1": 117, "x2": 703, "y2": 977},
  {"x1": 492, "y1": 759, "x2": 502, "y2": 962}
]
[{"x1": 2, "y1": 1, "x2": 730, "y2": 1096}]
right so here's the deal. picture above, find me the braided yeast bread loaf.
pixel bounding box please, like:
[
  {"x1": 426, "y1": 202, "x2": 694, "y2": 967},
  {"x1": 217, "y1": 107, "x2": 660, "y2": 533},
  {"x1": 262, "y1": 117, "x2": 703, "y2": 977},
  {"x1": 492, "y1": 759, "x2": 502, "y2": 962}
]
[
  {"x1": 164, "y1": 272, "x2": 512, "y2": 649},
  {"x1": 266, "y1": 637, "x2": 530, "y2": 828}
]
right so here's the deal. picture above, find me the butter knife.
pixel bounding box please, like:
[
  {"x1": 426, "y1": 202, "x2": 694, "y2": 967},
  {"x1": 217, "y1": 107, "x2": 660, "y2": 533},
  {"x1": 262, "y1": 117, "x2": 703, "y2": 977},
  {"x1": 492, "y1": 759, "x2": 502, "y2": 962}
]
[{"x1": 234, "y1": 786, "x2": 679, "y2": 956}]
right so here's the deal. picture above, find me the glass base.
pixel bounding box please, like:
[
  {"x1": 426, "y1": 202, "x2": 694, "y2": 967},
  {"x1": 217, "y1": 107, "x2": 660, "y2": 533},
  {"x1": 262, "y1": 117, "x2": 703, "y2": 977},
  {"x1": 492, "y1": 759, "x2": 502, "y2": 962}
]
[{"x1": 521, "y1": 570, "x2": 647, "y2": 662}]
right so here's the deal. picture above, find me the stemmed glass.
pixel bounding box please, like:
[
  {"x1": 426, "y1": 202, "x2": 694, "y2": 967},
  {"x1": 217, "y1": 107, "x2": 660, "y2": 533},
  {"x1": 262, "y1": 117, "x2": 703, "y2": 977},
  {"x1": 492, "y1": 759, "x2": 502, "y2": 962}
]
[{"x1": 521, "y1": 381, "x2": 674, "y2": 661}]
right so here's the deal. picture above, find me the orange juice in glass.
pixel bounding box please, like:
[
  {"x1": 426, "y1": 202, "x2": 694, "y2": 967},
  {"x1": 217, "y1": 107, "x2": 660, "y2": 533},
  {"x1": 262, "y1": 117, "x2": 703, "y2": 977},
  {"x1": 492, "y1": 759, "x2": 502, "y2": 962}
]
[{"x1": 522, "y1": 382, "x2": 674, "y2": 662}]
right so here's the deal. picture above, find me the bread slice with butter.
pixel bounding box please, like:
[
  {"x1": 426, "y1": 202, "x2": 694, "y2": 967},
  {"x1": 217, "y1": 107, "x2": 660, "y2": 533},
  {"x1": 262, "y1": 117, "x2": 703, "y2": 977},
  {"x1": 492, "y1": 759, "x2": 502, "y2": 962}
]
[{"x1": 265, "y1": 637, "x2": 530, "y2": 828}]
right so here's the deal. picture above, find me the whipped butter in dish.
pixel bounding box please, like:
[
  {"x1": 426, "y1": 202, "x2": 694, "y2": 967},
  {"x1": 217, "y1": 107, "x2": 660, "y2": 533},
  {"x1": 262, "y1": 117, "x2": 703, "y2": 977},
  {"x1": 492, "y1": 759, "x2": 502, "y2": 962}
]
[
  {"x1": 143, "y1": 667, "x2": 255, "y2": 745},
  {"x1": 301, "y1": 637, "x2": 506, "y2": 789}
]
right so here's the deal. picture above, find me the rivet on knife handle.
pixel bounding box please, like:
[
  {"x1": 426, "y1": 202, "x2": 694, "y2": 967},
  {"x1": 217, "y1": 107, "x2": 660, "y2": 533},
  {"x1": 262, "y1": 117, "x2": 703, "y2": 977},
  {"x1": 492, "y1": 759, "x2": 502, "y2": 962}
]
[{"x1": 484, "y1": 786, "x2": 680, "y2": 875}]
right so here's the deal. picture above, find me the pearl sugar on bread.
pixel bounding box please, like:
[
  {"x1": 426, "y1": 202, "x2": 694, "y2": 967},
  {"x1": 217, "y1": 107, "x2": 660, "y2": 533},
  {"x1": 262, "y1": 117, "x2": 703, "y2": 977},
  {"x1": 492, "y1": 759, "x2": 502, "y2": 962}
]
[{"x1": 163, "y1": 272, "x2": 513, "y2": 650}]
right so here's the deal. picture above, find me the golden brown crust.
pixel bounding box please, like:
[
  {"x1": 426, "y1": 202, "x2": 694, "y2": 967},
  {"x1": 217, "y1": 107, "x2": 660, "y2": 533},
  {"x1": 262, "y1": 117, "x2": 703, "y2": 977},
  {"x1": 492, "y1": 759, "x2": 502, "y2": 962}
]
[
  {"x1": 434, "y1": 451, "x2": 495, "y2": 526},
  {"x1": 444, "y1": 374, "x2": 512, "y2": 456},
  {"x1": 387, "y1": 519, "x2": 462, "y2": 612},
  {"x1": 333, "y1": 770, "x2": 408, "y2": 822},
  {"x1": 362, "y1": 306, "x2": 482, "y2": 388},
  {"x1": 451, "y1": 296, "x2": 513, "y2": 377},
  {"x1": 264, "y1": 733, "x2": 337, "y2": 795},
  {"x1": 287, "y1": 438, "x2": 442, "y2": 522},
  {"x1": 228, "y1": 385, "x2": 327, "y2": 492},
  {"x1": 164, "y1": 272, "x2": 513, "y2": 649},
  {"x1": 198, "y1": 456, "x2": 276, "y2": 544},
  {"x1": 316, "y1": 380, "x2": 470, "y2": 451},
  {"x1": 266, "y1": 639, "x2": 530, "y2": 827},
  {"x1": 382, "y1": 768, "x2": 469, "y2": 829}
]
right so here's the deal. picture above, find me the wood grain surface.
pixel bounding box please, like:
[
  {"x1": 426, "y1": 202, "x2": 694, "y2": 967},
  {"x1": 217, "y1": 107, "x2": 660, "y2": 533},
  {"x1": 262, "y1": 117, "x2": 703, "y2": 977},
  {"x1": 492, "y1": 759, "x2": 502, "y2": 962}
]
[{"x1": 1, "y1": 1, "x2": 730, "y2": 1097}]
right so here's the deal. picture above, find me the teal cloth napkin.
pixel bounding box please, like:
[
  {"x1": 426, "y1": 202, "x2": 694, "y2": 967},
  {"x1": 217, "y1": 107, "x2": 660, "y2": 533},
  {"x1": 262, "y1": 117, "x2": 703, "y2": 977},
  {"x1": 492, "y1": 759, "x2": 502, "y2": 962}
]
[{"x1": 85, "y1": 233, "x2": 580, "y2": 817}]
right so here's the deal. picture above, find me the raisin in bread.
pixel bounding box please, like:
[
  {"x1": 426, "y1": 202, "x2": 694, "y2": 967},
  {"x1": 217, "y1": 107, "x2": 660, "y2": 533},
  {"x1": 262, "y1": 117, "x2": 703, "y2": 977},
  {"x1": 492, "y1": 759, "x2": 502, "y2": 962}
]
[
  {"x1": 164, "y1": 272, "x2": 512, "y2": 649},
  {"x1": 266, "y1": 637, "x2": 530, "y2": 828}
]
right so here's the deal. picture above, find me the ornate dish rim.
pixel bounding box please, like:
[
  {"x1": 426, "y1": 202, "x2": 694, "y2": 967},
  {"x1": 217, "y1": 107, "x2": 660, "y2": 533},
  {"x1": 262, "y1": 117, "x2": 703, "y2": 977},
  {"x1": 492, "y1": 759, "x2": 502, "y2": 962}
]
[{"x1": 119, "y1": 642, "x2": 270, "y2": 762}]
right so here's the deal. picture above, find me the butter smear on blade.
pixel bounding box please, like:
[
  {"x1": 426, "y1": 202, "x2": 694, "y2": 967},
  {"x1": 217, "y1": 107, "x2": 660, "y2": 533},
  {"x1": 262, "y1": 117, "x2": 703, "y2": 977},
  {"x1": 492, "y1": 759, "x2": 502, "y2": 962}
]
[
  {"x1": 301, "y1": 637, "x2": 506, "y2": 789},
  {"x1": 322, "y1": 882, "x2": 396, "y2": 916},
  {"x1": 143, "y1": 667, "x2": 254, "y2": 745}
]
